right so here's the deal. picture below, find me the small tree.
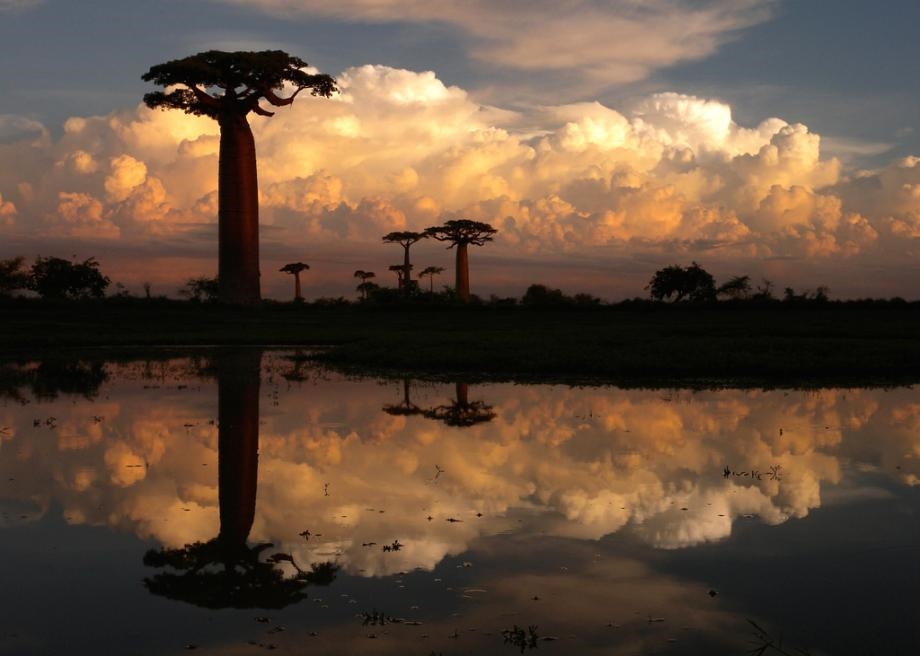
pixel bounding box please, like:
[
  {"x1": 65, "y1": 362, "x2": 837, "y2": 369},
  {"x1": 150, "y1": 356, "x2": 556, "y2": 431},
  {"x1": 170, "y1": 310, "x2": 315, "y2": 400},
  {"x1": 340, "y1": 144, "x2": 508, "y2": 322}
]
[
  {"x1": 279, "y1": 262, "x2": 309, "y2": 302},
  {"x1": 29, "y1": 256, "x2": 110, "y2": 299},
  {"x1": 418, "y1": 266, "x2": 444, "y2": 293},
  {"x1": 647, "y1": 262, "x2": 715, "y2": 303},
  {"x1": 179, "y1": 276, "x2": 220, "y2": 302},
  {"x1": 0, "y1": 256, "x2": 28, "y2": 297},
  {"x1": 425, "y1": 219, "x2": 497, "y2": 302},
  {"x1": 388, "y1": 264, "x2": 409, "y2": 288},
  {"x1": 716, "y1": 275, "x2": 752, "y2": 300},
  {"x1": 382, "y1": 231, "x2": 426, "y2": 293},
  {"x1": 353, "y1": 270, "x2": 376, "y2": 300}
]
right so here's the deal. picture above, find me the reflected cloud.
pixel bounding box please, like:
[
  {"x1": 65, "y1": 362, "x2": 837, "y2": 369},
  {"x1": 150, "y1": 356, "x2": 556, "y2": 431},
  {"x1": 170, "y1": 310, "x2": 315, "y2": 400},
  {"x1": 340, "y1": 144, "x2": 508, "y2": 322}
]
[{"x1": 1, "y1": 353, "x2": 919, "y2": 582}]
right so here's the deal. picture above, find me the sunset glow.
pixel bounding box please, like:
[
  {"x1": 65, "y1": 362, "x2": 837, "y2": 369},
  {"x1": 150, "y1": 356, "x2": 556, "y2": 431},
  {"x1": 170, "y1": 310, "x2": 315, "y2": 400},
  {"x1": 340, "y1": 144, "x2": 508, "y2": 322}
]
[{"x1": 1, "y1": 1, "x2": 919, "y2": 298}]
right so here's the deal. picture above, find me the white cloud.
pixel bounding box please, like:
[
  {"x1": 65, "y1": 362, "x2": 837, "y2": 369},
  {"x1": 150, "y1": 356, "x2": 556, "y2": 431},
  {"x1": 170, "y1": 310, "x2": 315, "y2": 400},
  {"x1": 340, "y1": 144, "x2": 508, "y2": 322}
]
[
  {"x1": 3, "y1": 64, "x2": 920, "y2": 298},
  {"x1": 216, "y1": 0, "x2": 776, "y2": 89}
]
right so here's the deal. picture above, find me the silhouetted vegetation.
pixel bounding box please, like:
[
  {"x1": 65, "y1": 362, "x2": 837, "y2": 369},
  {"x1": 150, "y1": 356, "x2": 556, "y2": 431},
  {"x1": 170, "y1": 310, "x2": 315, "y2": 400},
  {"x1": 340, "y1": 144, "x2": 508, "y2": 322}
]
[
  {"x1": 0, "y1": 359, "x2": 108, "y2": 402},
  {"x1": 142, "y1": 50, "x2": 336, "y2": 304},
  {"x1": 382, "y1": 231, "x2": 426, "y2": 294},
  {"x1": 425, "y1": 219, "x2": 497, "y2": 302},
  {"x1": 279, "y1": 262, "x2": 309, "y2": 301},
  {"x1": 647, "y1": 261, "x2": 715, "y2": 303},
  {"x1": 178, "y1": 275, "x2": 219, "y2": 302}
]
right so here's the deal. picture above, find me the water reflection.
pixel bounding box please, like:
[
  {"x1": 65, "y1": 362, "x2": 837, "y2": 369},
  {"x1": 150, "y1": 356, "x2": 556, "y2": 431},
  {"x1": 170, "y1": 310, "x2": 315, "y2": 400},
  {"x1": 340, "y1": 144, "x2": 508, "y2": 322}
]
[
  {"x1": 1, "y1": 352, "x2": 920, "y2": 653},
  {"x1": 142, "y1": 350, "x2": 337, "y2": 608}
]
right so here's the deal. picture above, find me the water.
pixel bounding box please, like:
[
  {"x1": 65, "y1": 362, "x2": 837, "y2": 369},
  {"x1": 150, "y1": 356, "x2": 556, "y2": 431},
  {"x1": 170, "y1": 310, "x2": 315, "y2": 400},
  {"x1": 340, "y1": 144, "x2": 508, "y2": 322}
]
[{"x1": 1, "y1": 349, "x2": 919, "y2": 655}]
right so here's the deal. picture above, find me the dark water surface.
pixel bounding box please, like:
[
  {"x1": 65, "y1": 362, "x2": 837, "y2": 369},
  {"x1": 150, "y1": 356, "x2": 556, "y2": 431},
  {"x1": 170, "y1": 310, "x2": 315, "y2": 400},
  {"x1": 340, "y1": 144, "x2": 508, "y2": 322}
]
[{"x1": 1, "y1": 350, "x2": 919, "y2": 655}]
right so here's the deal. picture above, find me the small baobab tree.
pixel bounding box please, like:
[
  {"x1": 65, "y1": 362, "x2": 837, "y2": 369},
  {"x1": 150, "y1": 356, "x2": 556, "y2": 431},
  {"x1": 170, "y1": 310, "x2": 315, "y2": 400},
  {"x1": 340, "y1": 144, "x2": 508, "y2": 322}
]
[
  {"x1": 419, "y1": 266, "x2": 444, "y2": 293},
  {"x1": 354, "y1": 270, "x2": 376, "y2": 300},
  {"x1": 142, "y1": 51, "x2": 336, "y2": 304},
  {"x1": 279, "y1": 262, "x2": 309, "y2": 302},
  {"x1": 382, "y1": 231, "x2": 427, "y2": 293},
  {"x1": 425, "y1": 220, "x2": 497, "y2": 302},
  {"x1": 388, "y1": 264, "x2": 409, "y2": 288}
]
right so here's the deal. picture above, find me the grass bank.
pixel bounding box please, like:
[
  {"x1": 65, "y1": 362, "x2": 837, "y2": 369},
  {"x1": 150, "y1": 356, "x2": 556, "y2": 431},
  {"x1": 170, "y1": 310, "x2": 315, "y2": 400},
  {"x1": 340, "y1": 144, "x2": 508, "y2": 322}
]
[{"x1": 2, "y1": 297, "x2": 919, "y2": 386}]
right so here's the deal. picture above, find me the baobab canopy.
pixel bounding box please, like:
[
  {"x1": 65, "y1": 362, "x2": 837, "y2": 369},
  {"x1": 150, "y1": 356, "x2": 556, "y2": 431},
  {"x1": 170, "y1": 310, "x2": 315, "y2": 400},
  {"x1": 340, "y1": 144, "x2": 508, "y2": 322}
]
[
  {"x1": 142, "y1": 51, "x2": 336, "y2": 305},
  {"x1": 142, "y1": 50, "x2": 337, "y2": 119}
]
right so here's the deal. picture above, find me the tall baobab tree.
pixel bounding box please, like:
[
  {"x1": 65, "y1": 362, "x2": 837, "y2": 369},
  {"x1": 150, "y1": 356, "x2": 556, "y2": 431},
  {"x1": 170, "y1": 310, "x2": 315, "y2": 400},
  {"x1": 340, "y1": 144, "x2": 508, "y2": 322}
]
[
  {"x1": 142, "y1": 51, "x2": 336, "y2": 304},
  {"x1": 425, "y1": 220, "x2": 497, "y2": 302},
  {"x1": 279, "y1": 262, "x2": 309, "y2": 302},
  {"x1": 418, "y1": 266, "x2": 444, "y2": 293},
  {"x1": 354, "y1": 270, "x2": 376, "y2": 300},
  {"x1": 382, "y1": 231, "x2": 427, "y2": 293}
]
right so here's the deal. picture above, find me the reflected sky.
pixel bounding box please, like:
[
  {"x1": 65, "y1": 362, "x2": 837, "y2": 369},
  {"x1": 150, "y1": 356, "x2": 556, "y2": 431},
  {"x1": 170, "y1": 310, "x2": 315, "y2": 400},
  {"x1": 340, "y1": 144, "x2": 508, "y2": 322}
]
[{"x1": 1, "y1": 351, "x2": 919, "y2": 654}]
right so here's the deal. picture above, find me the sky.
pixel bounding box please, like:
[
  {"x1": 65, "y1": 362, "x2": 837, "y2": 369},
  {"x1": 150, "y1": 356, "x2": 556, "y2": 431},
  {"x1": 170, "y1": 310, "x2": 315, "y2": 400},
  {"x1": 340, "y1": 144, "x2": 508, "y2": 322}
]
[{"x1": 1, "y1": 0, "x2": 920, "y2": 300}]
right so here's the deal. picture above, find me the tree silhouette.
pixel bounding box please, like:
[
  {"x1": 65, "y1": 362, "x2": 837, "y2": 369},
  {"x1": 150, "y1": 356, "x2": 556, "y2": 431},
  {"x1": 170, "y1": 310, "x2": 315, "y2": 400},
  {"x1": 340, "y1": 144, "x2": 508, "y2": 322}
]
[
  {"x1": 388, "y1": 264, "x2": 409, "y2": 288},
  {"x1": 716, "y1": 275, "x2": 752, "y2": 300},
  {"x1": 423, "y1": 382, "x2": 496, "y2": 427},
  {"x1": 29, "y1": 256, "x2": 110, "y2": 299},
  {"x1": 143, "y1": 350, "x2": 338, "y2": 609},
  {"x1": 178, "y1": 276, "x2": 219, "y2": 302},
  {"x1": 142, "y1": 51, "x2": 336, "y2": 305},
  {"x1": 647, "y1": 262, "x2": 715, "y2": 303},
  {"x1": 382, "y1": 231, "x2": 427, "y2": 294},
  {"x1": 419, "y1": 266, "x2": 445, "y2": 293},
  {"x1": 383, "y1": 378, "x2": 424, "y2": 417},
  {"x1": 280, "y1": 262, "x2": 310, "y2": 301},
  {"x1": 425, "y1": 220, "x2": 497, "y2": 302},
  {"x1": 354, "y1": 270, "x2": 376, "y2": 300}
]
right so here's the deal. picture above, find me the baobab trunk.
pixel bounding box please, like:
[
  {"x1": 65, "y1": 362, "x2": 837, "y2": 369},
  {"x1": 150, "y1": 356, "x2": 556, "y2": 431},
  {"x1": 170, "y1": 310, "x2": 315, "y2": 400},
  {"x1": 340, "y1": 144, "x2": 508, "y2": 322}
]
[
  {"x1": 218, "y1": 114, "x2": 261, "y2": 304},
  {"x1": 402, "y1": 248, "x2": 411, "y2": 292},
  {"x1": 294, "y1": 272, "x2": 302, "y2": 301},
  {"x1": 455, "y1": 243, "x2": 470, "y2": 302},
  {"x1": 217, "y1": 350, "x2": 261, "y2": 546}
]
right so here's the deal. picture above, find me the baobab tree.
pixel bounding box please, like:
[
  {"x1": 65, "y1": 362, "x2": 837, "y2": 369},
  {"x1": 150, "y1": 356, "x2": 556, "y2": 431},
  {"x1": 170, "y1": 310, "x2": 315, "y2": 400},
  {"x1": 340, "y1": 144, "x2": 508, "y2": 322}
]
[
  {"x1": 143, "y1": 350, "x2": 337, "y2": 608},
  {"x1": 142, "y1": 51, "x2": 336, "y2": 304},
  {"x1": 388, "y1": 264, "x2": 409, "y2": 288},
  {"x1": 418, "y1": 266, "x2": 444, "y2": 293},
  {"x1": 353, "y1": 270, "x2": 376, "y2": 300},
  {"x1": 425, "y1": 220, "x2": 497, "y2": 302},
  {"x1": 382, "y1": 231, "x2": 427, "y2": 293},
  {"x1": 279, "y1": 262, "x2": 309, "y2": 301}
]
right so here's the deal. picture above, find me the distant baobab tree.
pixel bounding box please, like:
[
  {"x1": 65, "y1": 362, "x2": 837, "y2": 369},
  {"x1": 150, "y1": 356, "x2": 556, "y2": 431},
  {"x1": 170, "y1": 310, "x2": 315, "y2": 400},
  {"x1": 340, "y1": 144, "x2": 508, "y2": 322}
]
[
  {"x1": 382, "y1": 231, "x2": 427, "y2": 294},
  {"x1": 279, "y1": 262, "x2": 309, "y2": 302},
  {"x1": 388, "y1": 264, "x2": 409, "y2": 288},
  {"x1": 425, "y1": 220, "x2": 497, "y2": 302},
  {"x1": 354, "y1": 270, "x2": 376, "y2": 300},
  {"x1": 142, "y1": 51, "x2": 336, "y2": 304},
  {"x1": 419, "y1": 266, "x2": 444, "y2": 293}
]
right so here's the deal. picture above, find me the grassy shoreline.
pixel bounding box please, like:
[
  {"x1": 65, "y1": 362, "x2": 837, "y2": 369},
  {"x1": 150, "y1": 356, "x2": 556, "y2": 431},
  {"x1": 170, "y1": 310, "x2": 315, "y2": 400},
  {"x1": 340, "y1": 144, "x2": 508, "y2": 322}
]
[{"x1": 2, "y1": 297, "x2": 920, "y2": 387}]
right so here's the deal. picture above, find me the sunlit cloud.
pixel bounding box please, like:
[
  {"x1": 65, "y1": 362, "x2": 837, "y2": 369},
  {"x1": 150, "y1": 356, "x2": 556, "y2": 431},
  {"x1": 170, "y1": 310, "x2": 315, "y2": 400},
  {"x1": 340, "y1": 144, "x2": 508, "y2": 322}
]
[
  {"x1": 215, "y1": 0, "x2": 775, "y2": 92},
  {"x1": 1, "y1": 64, "x2": 920, "y2": 297}
]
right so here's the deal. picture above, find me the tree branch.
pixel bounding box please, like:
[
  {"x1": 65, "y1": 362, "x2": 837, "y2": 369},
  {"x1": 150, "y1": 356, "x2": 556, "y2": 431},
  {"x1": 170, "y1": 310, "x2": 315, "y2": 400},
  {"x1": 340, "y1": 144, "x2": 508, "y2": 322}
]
[
  {"x1": 189, "y1": 85, "x2": 220, "y2": 109},
  {"x1": 262, "y1": 85, "x2": 304, "y2": 107}
]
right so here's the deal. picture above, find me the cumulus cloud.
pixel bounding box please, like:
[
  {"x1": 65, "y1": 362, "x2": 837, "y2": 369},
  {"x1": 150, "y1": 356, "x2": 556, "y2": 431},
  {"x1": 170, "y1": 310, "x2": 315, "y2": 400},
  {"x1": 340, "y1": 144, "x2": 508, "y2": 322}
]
[
  {"x1": 4, "y1": 354, "x2": 920, "y2": 572},
  {"x1": 1, "y1": 64, "x2": 919, "y2": 297}
]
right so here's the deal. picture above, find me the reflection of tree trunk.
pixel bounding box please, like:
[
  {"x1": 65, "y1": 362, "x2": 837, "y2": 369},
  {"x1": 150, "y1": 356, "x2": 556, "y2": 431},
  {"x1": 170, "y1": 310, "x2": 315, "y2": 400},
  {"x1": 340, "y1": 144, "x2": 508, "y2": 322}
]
[
  {"x1": 217, "y1": 349, "x2": 262, "y2": 546},
  {"x1": 455, "y1": 243, "x2": 469, "y2": 302},
  {"x1": 456, "y1": 381, "x2": 469, "y2": 406},
  {"x1": 218, "y1": 114, "x2": 261, "y2": 305}
]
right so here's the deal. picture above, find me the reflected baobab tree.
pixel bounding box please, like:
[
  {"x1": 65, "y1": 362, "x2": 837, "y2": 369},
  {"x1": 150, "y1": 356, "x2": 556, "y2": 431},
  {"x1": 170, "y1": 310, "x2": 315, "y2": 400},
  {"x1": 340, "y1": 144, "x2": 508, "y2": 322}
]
[
  {"x1": 143, "y1": 349, "x2": 337, "y2": 609},
  {"x1": 423, "y1": 382, "x2": 496, "y2": 427},
  {"x1": 382, "y1": 378, "x2": 424, "y2": 417}
]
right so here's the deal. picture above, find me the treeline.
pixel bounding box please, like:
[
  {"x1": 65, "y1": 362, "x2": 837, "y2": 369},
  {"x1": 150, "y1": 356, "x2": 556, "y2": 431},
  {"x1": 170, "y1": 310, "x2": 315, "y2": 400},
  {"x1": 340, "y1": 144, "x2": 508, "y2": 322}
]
[{"x1": 0, "y1": 254, "x2": 911, "y2": 307}]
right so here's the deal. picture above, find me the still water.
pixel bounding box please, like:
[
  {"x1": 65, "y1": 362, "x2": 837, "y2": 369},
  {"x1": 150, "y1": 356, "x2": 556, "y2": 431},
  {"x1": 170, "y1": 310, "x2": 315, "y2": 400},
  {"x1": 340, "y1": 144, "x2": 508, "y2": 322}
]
[{"x1": 1, "y1": 349, "x2": 918, "y2": 655}]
